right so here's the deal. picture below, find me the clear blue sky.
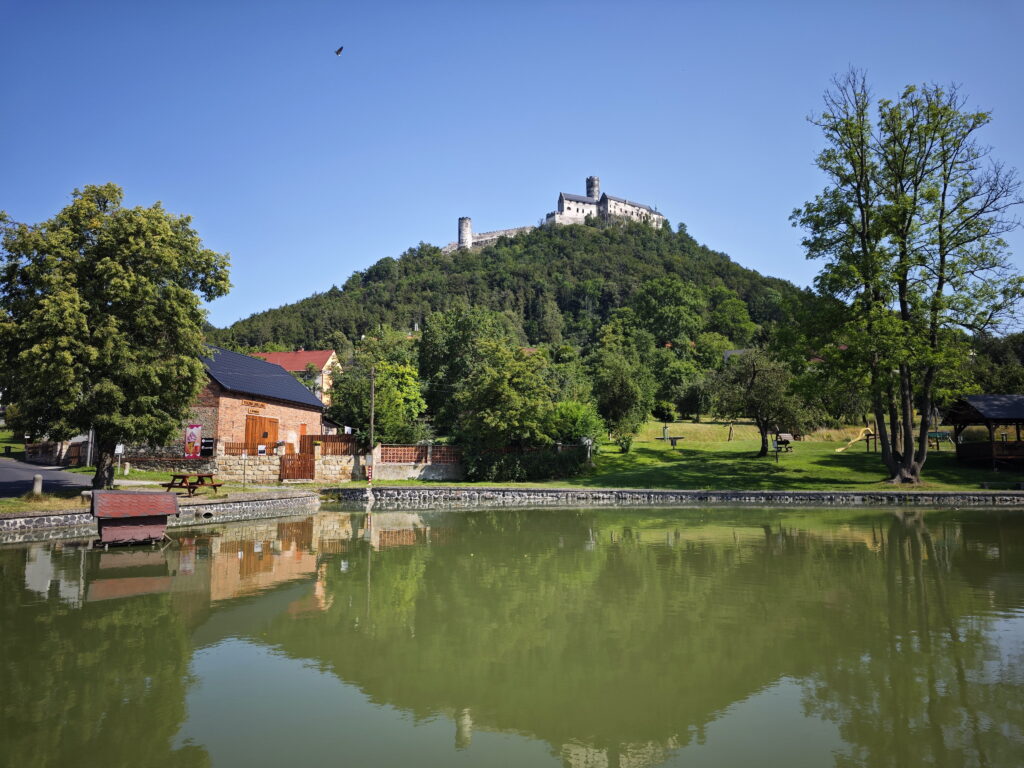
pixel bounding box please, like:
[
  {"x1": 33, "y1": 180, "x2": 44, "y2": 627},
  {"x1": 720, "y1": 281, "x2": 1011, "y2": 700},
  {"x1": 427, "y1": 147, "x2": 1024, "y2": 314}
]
[{"x1": 3, "y1": 0, "x2": 1023, "y2": 328}]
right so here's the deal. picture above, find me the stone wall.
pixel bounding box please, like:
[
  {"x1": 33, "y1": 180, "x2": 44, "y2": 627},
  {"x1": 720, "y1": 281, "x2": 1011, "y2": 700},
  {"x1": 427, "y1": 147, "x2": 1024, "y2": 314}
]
[
  {"x1": 371, "y1": 462, "x2": 464, "y2": 481},
  {"x1": 327, "y1": 486, "x2": 1024, "y2": 510},
  {"x1": 214, "y1": 453, "x2": 281, "y2": 483},
  {"x1": 371, "y1": 443, "x2": 463, "y2": 481},
  {"x1": 124, "y1": 457, "x2": 216, "y2": 474},
  {"x1": 0, "y1": 492, "x2": 320, "y2": 544},
  {"x1": 318, "y1": 454, "x2": 366, "y2": 482}
]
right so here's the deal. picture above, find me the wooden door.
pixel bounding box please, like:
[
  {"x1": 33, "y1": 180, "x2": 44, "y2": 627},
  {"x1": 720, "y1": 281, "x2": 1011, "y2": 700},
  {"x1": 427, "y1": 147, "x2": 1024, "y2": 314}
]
[
  {"x1": 280, "y1": 454, "x2": 315, "y2": 480},
  {"x1": 245, "y1": 415, "x2": 278, "y2": 450}
]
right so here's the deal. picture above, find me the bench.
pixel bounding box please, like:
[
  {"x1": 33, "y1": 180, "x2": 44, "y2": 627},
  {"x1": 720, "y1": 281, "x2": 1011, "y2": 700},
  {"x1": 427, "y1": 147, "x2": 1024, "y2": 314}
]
[
  {"x1": 774, "y1": 433, "x2": 795, "y2": 452},
  {"x1": 162, "y1": 473, "x2": 223, "y2": 497}
]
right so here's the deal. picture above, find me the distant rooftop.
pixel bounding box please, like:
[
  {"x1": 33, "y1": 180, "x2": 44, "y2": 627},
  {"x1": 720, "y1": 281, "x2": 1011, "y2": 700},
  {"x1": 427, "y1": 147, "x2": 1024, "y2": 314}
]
[{"x1": 252, "y1": 349, "x2": 336, "y2": 372}]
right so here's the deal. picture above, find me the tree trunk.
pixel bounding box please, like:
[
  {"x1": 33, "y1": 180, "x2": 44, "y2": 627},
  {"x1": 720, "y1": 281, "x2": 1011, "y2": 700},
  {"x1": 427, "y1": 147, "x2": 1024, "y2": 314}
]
[
  {"x1": 757, "y1": 423, "x2": 769, "y2": 457},
  {"x1": 91, "y1": 436, "x2": 117, "y2": 489}
]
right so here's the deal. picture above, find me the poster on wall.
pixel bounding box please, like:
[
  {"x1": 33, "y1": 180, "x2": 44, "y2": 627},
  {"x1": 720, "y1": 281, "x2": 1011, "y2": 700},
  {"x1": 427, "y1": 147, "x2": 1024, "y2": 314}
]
[{"x1": 184, "y1": 424, "x2": 202, "y2": 458}]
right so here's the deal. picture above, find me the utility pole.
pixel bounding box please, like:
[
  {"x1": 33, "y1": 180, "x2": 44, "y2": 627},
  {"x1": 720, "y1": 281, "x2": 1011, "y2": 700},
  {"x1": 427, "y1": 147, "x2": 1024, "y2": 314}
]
[
  {"x1": 366, "y1": 365, "x2": 376, "y2": 492},
  {"x1": 369, "y1": 365, "x2": 376, "y2": 448}
]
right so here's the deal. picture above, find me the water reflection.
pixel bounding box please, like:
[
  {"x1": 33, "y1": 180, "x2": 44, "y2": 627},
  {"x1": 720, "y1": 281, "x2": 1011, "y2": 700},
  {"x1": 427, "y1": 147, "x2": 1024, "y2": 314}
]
[{"x1": 1, "y1": 508, "x2": 1022, "y2": 767}]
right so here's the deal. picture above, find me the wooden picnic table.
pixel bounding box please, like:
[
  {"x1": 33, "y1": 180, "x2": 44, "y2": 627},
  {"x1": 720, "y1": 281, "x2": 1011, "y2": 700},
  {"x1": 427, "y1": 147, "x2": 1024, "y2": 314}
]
[{"x1": 161, "y1": 472, "x2": 223, "y2": 497}]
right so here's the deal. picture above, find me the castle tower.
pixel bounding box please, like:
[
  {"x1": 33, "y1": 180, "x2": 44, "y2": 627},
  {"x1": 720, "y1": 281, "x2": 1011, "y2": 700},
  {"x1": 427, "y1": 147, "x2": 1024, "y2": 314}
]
[
  {"x1": 458, "y1": 217, "x2": 473, "y2": 249},
  {"x1": 586, "y1": 176, "x2": 600, "y2": 200}
]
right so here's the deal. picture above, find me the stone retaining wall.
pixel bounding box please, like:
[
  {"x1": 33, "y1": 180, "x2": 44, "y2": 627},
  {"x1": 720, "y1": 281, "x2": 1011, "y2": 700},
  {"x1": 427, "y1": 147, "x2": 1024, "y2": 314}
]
[
  {"x1": 326, "y1": 487, "x2": 1024, "y2": 510},
  {"x1": 125, "y1": 457, "x2": 216, "y2": 474},
  {"x1": 0, "y1": 493, "x2": 320, "y2": 544},
  {"x1": 215, "y1": 454, "x2": 281, "y2": 483}
]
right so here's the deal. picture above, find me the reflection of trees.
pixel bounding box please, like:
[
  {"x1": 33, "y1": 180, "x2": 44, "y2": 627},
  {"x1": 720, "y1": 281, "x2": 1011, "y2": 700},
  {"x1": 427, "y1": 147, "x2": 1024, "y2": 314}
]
[
  {"x1": 3, "y1": 509, "x2": 1021, "y2": 768},
  {"x1": 0, "y1": 547, "x2": 209, "y2": 768},
  {"x1": 802, "y1": 512, "x2": 1024, "y2": 768},
  {"x1": 257, "y1": 509, "x2": 1024, "y2": 765}
]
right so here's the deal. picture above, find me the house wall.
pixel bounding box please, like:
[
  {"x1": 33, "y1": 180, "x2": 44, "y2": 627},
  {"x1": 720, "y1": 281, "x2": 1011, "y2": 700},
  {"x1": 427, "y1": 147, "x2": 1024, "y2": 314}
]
[{"x1": 214, "y1": 385, "x2": 323, "y2": 451}]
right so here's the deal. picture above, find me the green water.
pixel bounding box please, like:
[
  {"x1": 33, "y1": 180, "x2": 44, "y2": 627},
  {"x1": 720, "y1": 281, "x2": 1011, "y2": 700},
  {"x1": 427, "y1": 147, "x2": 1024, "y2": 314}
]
[{"x1": 1, "y1": 507, "x2": 1022, "y2": 768}]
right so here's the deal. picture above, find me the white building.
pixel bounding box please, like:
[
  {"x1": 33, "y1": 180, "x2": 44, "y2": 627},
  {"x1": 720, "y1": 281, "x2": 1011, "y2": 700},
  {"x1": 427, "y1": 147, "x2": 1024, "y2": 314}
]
[{"x1": 445, "y1": 176, "x2": 666, "y2": 252}]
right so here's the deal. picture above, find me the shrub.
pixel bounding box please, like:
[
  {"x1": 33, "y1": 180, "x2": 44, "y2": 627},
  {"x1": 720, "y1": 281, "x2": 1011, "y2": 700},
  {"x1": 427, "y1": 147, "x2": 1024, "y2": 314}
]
[{"x1": 463, "y1": 446, "x2": 589, "y2": 482}]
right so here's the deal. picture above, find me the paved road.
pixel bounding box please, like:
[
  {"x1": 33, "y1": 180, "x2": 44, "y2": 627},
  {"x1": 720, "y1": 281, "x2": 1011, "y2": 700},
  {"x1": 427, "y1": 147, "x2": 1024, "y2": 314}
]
[{"x1": 0, "y1": 457, "x2": 91, "y2": 498}]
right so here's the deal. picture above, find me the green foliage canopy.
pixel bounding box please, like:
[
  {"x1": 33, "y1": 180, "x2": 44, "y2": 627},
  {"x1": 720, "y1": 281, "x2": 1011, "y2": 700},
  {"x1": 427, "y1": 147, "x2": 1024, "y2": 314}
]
[{"x1": 0, "y1": 184, "x2": 230, "y2": 487}]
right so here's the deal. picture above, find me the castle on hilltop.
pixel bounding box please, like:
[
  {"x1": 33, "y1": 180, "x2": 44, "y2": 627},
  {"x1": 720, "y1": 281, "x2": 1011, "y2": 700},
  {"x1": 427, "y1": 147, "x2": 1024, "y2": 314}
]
[{"x1": 443, "y1": 176, "x2": 666, "y2": 252}]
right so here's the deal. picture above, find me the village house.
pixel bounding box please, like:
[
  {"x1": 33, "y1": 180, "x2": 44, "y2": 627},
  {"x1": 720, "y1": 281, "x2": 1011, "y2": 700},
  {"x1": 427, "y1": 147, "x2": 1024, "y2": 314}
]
[
  {"x1": 192, "y1": 346, "x2": 328, "y2": 455},
  {"x1": 251, "y1": 349, "x2": 340, "y2": 405}
]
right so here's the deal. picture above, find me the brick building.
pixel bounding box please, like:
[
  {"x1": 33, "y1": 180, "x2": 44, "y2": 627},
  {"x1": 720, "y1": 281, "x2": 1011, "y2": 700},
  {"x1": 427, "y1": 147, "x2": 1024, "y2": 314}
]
[
  {"x1": 194, "y1": 346, "x2": 327, "y2": 454},
  {"x1": 250, "y1": 349, "x2": 340, "y2": 405}
]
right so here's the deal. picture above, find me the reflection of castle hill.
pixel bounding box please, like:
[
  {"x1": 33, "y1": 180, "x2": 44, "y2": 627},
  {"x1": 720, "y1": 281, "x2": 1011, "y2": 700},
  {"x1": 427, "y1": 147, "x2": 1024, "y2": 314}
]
[
  {"x1": 262, "y1": 509, "x2": 1024, "y2": 768},
  {"x1": 3, "y1": 509, "x2": 1023, "y2": 768}
]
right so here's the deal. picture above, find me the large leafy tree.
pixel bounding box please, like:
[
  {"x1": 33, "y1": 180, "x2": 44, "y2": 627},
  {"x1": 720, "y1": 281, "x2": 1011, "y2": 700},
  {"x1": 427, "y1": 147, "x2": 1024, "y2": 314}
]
[
  {"x1": 587, "y1": 310, "x2": 657, "y2": 450},
  {"x1": 792, "y1": 72, "x2": 1023, "y2": 483},
  {"x1": 0, "y1": 184, "x2": 230, "y2": 487},
  {"x1": 419, "y1": 304, "x2": 521, "y2": 434},
  {"x1": 710, "y1": 350, "x2": 809, "y2": 457},
  {"x1": 451, "y1": 339, "x2": 555, "y2": 453}
]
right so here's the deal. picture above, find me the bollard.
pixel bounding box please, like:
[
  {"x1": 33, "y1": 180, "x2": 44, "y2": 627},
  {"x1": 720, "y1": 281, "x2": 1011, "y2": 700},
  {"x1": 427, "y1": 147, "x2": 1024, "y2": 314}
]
[
  {"x1": 123, "y1": 462, "x2": 131, "y2": 476},
  {"x1": 32, "y1": 473, "x2": 43, "y2": 497}
]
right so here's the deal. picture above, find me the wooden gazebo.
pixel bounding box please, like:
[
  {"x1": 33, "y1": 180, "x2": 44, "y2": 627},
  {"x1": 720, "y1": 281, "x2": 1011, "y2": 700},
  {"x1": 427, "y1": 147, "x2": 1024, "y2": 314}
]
[{"x1": 942, "y1": 395, "x2": 1024, "y2": 469}]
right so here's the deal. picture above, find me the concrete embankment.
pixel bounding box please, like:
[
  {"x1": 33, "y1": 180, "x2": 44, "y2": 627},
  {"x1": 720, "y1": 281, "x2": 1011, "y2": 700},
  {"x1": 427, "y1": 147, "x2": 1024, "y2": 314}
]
[
  {"x1": 0, "y1": 491, "x2": 320, "y2": 544},
  {"x1": 327, "y1": 486, "x2": 1024, "y2": 510}
]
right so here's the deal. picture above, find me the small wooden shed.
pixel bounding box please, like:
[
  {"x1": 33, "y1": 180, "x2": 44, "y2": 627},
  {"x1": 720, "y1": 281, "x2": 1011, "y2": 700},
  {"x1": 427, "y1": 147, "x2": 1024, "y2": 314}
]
[
  {"x1": 92, "y1": 490, "x2": 179, "y2": 545},
  {"x1": 942, "y1": 395, "x2": 1024, "y2": 469}
]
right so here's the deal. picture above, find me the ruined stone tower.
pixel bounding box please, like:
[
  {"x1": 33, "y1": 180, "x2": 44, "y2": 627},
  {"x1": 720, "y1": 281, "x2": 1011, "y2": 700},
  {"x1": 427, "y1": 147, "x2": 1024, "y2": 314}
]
[
  {"x1": 458, "y1": 217, "x2": 473, "y2": 249},
  {"x1": 586, "y1": 176, "x2": 600, "y2": 200}
]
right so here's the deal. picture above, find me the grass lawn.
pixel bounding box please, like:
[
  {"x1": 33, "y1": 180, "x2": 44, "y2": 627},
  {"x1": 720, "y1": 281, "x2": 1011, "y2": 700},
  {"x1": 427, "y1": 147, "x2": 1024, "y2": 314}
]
[
  {"x1": 346, "y1": 420, "x2": 1021, "y2": 493},
  {"x1": 0, "y1": 429, "x2": 25, "y2": 461},
  {"x1": 0, "y1": 489, "x2": 91, "y2": 515},
  {"x1": 5, "y1": 422, "x2": 1020, "y2": 503},
  {"x1": 66, "y1": 464, "x2": 174, "y2": 482}
]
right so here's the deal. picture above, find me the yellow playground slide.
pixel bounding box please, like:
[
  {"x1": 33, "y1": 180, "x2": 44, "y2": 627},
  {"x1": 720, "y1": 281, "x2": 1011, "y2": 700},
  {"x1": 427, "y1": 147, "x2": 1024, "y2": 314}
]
[{"x1": 836, "y1": 427, "x2": 872, "y2": 453}]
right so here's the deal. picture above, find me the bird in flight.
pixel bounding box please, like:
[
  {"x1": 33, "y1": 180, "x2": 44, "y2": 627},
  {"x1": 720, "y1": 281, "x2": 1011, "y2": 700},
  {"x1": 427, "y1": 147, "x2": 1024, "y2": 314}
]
[{"x1": 335, "y1": 46, "x2": 344, "y2": 56}]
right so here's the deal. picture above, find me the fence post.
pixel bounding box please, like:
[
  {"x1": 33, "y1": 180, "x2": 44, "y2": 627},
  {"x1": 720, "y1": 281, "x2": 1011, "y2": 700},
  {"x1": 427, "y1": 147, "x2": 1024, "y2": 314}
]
[{"x1": 427, "y1": 443, "x2": 433, "y2": 464}]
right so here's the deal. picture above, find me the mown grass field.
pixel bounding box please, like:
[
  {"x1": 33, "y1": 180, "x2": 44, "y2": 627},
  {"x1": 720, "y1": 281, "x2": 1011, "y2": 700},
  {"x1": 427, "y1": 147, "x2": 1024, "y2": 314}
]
[
  {"x1": 342, "y1": 420, "x2": 1022, "y2": 492},
  {"x1": 4, "y1": 423, "x2": 1022, "y2": 511}
]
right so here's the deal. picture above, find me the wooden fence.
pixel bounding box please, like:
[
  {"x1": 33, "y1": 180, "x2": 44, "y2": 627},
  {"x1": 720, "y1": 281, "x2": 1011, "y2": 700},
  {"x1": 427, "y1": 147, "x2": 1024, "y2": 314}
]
[{"x1": 300, "y1": 434, "x2": 359, "y2": 456}]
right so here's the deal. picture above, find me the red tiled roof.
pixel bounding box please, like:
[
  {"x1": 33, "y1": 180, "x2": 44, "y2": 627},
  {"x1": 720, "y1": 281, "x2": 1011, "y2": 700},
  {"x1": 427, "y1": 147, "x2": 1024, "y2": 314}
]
[
  {"x1": 251, "y1": 350, "x2": 335, "y2": 372},
  {"x1": 92, "y1": 490, "x2": 178, "y2": 519}
]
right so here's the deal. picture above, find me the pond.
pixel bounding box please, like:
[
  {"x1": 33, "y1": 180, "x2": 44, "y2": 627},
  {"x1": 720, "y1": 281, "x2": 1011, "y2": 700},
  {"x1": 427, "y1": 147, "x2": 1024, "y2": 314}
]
[{"x1": 1, "y1": 506, "x2": 1022, "y2": 767}]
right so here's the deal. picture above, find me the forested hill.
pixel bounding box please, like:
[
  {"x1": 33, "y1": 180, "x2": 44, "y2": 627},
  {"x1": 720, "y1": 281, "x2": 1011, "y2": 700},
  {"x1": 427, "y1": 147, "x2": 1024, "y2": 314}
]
[{"x1": 208, "y1": 219, "x2": 805, "y2": 351}]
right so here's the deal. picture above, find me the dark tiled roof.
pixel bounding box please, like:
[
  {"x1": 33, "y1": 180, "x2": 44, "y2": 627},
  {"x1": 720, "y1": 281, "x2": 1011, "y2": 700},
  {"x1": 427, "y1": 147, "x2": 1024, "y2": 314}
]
[
  {"x1": 964, "y1": 394, "x2": 1024, "y2": 420},
  {"x1": 560, "y1": 192, "x2": 598, "y2": 204},
  {"x1": 202, "y1": 346, "x2": 325, "y2": 409},
  {"x1": 602, "y1": 194, "x2": 660, "y2": 214}
]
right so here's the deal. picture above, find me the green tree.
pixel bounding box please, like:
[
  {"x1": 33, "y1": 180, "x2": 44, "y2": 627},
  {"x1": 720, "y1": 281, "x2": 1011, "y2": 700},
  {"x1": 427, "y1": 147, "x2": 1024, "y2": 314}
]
[
  {"x1": 0, "y1": 184, "x2": 230, "y2": 487},
  {"x1": 710, "y1": 350, "x2": 809, "y2": 456},
  {"x1": 452, "y1": 339, "x2": 554, "y2": 453},
  {"x1": 419, "y1": 305, "x2": 520, "y2": 434},
  {"x1": 630, "y1": 276, "x2": 706, "y2": 347},
  {"x1": 587, "y1": 315, "x2": 656, "y2": 451},
  {"x1": 542, "y1": 400, "x2": 606, "y2": 445},
  {"x1": 707, "y1": 287, "x2": 758, "y2": 347},
  {"x1": 792, "y1": 72, "x2": 1023, "y2": 482},
  {"x1": 327, "y1": 349, "x2": 427, "y2": 445}
]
